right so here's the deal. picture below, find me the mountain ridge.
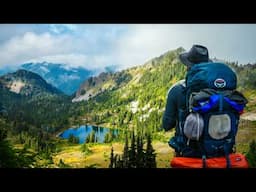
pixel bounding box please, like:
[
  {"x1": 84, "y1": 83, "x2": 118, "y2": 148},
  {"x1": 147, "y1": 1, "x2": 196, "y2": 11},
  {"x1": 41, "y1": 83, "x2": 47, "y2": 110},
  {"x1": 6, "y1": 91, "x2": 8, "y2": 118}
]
[{"x1": 0, "y1": 69, "x2": 63, "y2": 97}]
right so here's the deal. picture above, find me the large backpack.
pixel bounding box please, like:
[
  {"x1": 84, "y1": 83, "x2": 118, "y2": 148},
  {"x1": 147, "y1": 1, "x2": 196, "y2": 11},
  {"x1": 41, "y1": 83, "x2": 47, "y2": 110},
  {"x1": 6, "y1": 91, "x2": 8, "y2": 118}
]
[{"x1": 169, "y1": 62, "x2": 248, "y2": 167}]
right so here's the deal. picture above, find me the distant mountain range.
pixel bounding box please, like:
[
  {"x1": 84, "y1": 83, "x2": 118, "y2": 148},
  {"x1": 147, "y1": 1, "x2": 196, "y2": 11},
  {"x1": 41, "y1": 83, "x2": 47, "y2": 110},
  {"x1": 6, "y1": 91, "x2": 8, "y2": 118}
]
[
  {"x1": 21, "y1": 62, "x2": 95, "y2": 95},
  {"x1": 0, "y1": 62, "x2": 118, "y2": 95}
]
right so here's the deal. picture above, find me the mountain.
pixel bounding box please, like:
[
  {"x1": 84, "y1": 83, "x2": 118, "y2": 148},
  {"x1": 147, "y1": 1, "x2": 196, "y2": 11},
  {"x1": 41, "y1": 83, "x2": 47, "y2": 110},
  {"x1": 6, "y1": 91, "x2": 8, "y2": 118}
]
[
  {"x1": 72, "y1": 47, "x2": 256, "y2": 131},
  {"x1": 21, "y1": 62, "x2": 95, "y2": 95},
  {"x1": 0, "y1": 69, "x2": 72, "y2": 134},
  {"x1": 72, "y1": 71, "x2": 132, "y2": 102},
  {"x1": 0, "y1": 69, "x2": 62, "y2": 97},
  {"x1": 73, "y1": 47, "x2": 185, "y2": 103},
  {"x1": 104, "y1": 65, "x2": 119, "y2": 73},
  {"x1": 71, "y1": 47, "x2": 188, "y2": 130},
  {"x1": 0, "y1": 67, "x2": 16, "y2": 76}
]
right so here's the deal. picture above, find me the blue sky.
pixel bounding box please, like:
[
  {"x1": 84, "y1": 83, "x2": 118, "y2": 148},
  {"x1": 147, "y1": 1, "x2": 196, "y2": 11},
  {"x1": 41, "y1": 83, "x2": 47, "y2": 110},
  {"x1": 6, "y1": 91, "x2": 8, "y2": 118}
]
[{"x1": 0, "y1": 24, "x2": 256, "y2": 70}]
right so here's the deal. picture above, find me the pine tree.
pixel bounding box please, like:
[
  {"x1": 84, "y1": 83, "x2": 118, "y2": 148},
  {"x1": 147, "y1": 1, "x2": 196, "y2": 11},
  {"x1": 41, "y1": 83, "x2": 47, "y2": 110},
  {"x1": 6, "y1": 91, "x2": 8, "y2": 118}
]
[
  {"x1": 123, "y1": 134, "x2": 129, "y2": 168},
  {"x1": 117, "y1": 155, "x2": 124, "y2": 168},
  {"x1": 114, "y1": 154, "x2": 119, "y2": 168},
  {"x1": 109, "y1": 147, "x2": 114, "y2": 168},
  {"x1": 136, "y1": 134, "x2": 144, "y2": 167},
  {"x1": 144, "y1": 134, "x2": 156, "y2": 168},
  {"x1": 129, "y1": 131, "x2": 136, "y2": 168}
]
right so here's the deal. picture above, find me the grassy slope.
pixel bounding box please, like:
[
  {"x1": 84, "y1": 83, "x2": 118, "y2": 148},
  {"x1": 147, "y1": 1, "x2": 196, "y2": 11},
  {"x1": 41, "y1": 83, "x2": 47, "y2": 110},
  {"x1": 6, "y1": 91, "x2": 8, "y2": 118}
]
[
  {"x1": 52, "y1": 141, "x2": 174, "y2": 168},
  {"x1": 50, "y1": 131, "x2": 174, "y2": 168}
]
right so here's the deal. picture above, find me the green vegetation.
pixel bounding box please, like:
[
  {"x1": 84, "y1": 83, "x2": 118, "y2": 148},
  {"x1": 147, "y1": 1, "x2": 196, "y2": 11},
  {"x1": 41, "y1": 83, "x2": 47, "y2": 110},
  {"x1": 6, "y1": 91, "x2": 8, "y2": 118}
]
[{"x1": 73, "y1": 48, "x2": 187, "y2": 135}]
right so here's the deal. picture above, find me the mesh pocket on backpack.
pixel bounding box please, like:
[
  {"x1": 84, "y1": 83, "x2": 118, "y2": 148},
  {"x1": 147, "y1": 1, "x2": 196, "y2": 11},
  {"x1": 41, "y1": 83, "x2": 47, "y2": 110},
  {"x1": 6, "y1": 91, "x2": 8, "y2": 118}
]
[
  {"x1": 208, "y1": 114, "x2": 231, "y2": 140},
  {"x1": 184, "y1": 113, "x2": 204, "y2": 141}
]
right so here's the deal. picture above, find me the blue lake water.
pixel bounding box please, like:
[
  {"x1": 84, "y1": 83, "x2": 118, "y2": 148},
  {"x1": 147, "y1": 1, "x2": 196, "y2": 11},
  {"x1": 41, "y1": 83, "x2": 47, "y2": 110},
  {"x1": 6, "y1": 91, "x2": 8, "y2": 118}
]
[{"x1": 59, "y1": 125, "x2": 118, "y2": 144}]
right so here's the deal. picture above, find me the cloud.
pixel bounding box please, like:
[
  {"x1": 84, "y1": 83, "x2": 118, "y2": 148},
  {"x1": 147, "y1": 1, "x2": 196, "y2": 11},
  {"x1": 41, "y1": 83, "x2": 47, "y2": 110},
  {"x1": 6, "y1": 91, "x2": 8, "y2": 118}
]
[
  {"x1": 114, "y1": 24, "x2": 256, "y2": 69},
  {"x1": 1, "y1": 24, "x2": 256, "y2": 71},
  {"x1": 0, "y1": 24, "x2": 124, "y2": 70},
  {"x1": 26, "y1": 53, "x2": 115, "y2": 70},
  {"x1": 114, "y1": 24, "x2": 188, "y2": 69},
  {"x1": 0, "y1": 24, "x2": 48, "y2": 43},
  {"x1": 0, "y1": 31, "x2": 74, "y2": 68}
]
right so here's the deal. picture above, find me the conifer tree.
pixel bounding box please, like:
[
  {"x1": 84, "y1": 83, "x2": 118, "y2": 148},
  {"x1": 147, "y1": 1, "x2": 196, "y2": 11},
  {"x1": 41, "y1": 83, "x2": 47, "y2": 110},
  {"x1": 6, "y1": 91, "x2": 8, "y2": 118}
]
[
  {"x1": 144, "y1": 134, "x2": 156, "y2": 168},
  {"x1": 129, "y1": 131, "x2": 136, "y2": 168},
  {"x1": 109, "y1": 147, "x2": 114, "y2": 168},
  {"x1": 136, "y1": 134, "x2": 144, "y2": 167},
  {"x1": 123, "y1": 134, "x2": 129, "y2": 168}
]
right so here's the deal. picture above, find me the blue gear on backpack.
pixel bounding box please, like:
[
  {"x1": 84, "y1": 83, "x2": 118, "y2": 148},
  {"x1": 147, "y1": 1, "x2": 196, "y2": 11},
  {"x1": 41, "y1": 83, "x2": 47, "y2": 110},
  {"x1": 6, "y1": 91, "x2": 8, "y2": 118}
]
[{"x1": 170, "y1": 62, "x2": 248, "y2": 160}]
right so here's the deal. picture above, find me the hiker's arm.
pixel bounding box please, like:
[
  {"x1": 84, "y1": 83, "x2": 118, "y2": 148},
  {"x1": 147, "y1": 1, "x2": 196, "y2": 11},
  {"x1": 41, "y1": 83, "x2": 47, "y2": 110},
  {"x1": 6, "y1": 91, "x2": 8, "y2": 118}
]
[{"x1": 162, "y1": 86, "x2": 178, "y2": 131}]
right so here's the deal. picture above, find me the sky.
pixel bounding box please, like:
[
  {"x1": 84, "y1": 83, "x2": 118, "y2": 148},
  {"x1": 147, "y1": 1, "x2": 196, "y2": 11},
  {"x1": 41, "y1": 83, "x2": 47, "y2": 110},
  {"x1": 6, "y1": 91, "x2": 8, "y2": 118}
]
[{"x1": 0, "y1": 24, "x2": 256, "y2": 71}]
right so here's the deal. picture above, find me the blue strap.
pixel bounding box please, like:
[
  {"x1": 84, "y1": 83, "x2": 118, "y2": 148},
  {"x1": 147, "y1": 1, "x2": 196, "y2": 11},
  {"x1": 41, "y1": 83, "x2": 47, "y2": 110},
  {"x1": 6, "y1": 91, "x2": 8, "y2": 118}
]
[
  {"x1": 193, "y1": 94, "x2": 245, "y2": 113},
  {"x1": 193, "y1": 95, "x2": 219, "y2": 113},
  {"x1": 224, "y1": 97, "x2": 245, "y2": 113}
]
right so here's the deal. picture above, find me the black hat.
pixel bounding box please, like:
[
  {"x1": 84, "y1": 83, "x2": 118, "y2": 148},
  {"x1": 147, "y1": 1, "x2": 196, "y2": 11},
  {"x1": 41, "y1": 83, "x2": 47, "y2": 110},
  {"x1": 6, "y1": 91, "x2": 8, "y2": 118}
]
[{"x1": 179, "y1": 44, "x2": 211, "y2": 67}]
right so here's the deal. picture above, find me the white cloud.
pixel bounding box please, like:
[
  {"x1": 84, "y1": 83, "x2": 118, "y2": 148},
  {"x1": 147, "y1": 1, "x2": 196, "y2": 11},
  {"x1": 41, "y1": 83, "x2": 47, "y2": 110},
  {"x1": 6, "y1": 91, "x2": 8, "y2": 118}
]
[
  {"x1": 0, "y1": 32, "x2": 74, "y2": 68},
  {"x1": 27, "y1": 53, "x2": 115, "y2": 70},
  {"x1": 0, "y1": 26, "x2": 118, "y2": 70},
  {"x1": 27, "y1": 54, "x2": 88, "y2": 67},
  {"x1": 1, "y1": 24, "x2": 256, "y2": 72},
  {"x1": 114, "y1": 24, "x2": 256, "y2": 69},
  {"x1": 114, "y1": 24, "x2": 190, "y2": 70}
]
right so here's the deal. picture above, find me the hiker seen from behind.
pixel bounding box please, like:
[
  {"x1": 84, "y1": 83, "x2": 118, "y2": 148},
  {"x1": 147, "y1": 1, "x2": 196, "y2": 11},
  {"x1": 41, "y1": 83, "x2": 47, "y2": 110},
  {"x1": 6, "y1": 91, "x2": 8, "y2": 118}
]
[{"x1": 162, "y1": 44, "x2": 248, "y2": 167}]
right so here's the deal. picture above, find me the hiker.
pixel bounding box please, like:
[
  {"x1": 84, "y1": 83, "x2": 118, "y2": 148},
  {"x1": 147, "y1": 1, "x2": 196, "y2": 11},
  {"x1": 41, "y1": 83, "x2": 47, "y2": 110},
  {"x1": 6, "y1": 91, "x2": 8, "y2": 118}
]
[
  {"x1": 162, "y1": 44, "x2": 212, "y2": 157},
  {"x1": 162, "y1": 45, "x2": 249, "y2": 168}
]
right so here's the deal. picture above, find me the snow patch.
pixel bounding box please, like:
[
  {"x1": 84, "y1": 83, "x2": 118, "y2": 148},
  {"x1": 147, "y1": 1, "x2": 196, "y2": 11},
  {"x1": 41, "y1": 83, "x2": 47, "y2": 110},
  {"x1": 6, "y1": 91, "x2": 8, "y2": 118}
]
[{"x1": 39, "y1": 66, "x2": 50, "y2": 73}]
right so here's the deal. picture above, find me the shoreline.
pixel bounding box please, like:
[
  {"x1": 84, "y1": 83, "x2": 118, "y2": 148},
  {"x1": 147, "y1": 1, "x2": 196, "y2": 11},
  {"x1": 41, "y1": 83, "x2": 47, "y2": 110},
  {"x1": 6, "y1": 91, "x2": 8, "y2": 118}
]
[{"x1": 55, "y1": 122, "x2": 129, "y2": 138}]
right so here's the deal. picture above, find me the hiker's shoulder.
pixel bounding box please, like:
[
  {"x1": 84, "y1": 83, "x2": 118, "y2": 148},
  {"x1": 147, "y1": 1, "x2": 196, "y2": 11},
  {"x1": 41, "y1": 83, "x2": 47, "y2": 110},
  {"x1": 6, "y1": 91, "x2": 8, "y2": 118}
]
[
  {"x1": 169, "y1": 79, "x2": 186, "y2": 91},
  {"x1": 167, "y1": 79, "x2": 186, "y2": 95}
]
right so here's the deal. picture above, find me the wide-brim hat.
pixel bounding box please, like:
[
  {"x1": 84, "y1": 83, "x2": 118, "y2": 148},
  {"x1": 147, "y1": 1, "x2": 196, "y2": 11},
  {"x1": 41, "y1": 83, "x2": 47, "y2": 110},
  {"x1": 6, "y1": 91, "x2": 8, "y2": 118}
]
[{"x1": 179, "y1": 44, "x2": 212, "y2": 67}]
